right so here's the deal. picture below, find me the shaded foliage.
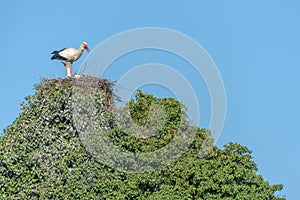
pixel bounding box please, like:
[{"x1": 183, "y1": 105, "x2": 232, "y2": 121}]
[{"x1": 0, "y1": 76, "x2": 284, "y2": 199}]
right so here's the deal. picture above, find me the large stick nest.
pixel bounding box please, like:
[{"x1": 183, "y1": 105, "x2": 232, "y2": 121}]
[{"x1": 39, "y1": 75, "x2": 119, "y2": 109}]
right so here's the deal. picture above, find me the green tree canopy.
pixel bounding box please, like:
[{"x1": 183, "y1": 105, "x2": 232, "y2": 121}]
[{"x1": 0, "y1": 76, "x2": 284, "y2": 199}]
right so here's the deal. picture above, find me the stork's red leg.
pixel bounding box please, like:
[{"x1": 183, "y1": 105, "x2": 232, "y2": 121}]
[
  {"x1": 61, "y1": 62, "x2": 71, "y2": 78},
  {"x1": 61, "y1": 61, "x2": 68, "y2": 69},
  {"x1": 70, "y1": 63, "x2": 73, "y2": 77}
]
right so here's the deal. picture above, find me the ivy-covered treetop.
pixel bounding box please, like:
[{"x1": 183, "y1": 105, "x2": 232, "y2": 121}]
[{"x1": 0, "y1": 76, "x2": 284, "y2": 199}]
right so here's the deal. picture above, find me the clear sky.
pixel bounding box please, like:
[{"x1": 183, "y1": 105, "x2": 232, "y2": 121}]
[{"x1": 1, "y1": 0, "x2": 299, "y2": 199}]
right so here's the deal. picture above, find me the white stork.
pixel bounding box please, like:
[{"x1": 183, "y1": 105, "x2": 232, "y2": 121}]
[{"x1": 51, "y1": 42, "x2": 90, "y2": 77}]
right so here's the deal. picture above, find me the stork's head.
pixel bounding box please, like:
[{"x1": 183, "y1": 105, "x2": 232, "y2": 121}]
[{"x1": 82, "y1": 42, "x2": 90, "y2": 52}]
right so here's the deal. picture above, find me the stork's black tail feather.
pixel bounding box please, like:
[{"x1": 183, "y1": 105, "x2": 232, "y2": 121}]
[{"x1": 51, "y1": 50, "x2": 59, "y2": 54}]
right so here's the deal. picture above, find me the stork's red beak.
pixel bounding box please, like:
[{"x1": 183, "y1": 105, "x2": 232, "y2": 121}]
[{"x1": 85, "y1": 46, "x2": 90, "y2": 53}]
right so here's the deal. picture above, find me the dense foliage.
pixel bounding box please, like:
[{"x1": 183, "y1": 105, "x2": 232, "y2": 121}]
[{"x1": 0, "y1": 76, "x2": 284, "y2": 199}]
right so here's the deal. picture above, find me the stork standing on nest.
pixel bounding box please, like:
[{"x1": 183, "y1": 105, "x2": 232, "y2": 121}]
[{"x1": 51, "y1": 42, "x2": 90, "y2": 77}]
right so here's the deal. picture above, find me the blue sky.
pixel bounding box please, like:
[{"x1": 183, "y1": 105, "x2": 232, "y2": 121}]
[{"x1": 1, "y1": 0, "x2": 299, "y2": 199}]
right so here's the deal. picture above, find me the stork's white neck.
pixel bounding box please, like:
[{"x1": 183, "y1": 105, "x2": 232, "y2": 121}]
[{"x1": 79, "y1": 44, "x2": 85, "y2": 52}]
